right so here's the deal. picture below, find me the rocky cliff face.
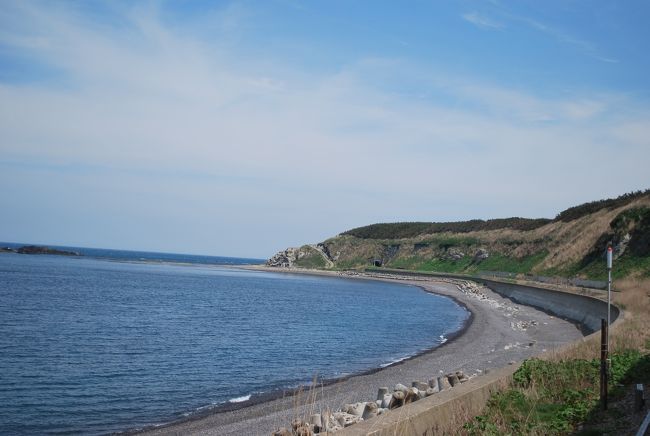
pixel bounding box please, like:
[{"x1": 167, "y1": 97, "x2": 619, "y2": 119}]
[
  {"x1": 267, "y1": 191, "x2": 650, "y2": 280},
  {"x1": 266, "y1": 247, "x2": 299, "y2": 267}
]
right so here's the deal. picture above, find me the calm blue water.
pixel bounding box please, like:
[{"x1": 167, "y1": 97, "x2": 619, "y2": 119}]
[{"x1": 0, "y1": 248, "x2": 468, "y2": 435}]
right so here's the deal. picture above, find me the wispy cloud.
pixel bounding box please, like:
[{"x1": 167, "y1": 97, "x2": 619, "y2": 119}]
[
  {"x1": 0, "y1": 2, "x2": 645, "y2": 255},
  {"x1": 462, "y1": 11, "x2": 503, "y2": 30},
  {"x1": 520, "y1": 16, "x2": 618, "y2": 63}
]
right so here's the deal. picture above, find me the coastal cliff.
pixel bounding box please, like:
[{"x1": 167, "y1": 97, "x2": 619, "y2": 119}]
[{"x1": 268, "y1": 190, "x2": 650, "y2": 280}]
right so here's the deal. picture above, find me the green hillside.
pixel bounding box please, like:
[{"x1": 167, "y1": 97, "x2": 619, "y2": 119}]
[{"x1": 268, "y1": 190, "x2": 650, "y2": 280}]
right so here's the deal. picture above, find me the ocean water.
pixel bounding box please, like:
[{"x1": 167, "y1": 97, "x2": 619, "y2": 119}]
[{"x1": 0, "y1": 247, "x2": 469, "y2": 435}]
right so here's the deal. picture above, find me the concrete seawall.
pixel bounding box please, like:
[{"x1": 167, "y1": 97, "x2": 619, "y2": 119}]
[
  {"x1": 340, "y1": 273, "x2": 620, "y2": 435},
  {"x1": 365, "y1": 269, "x2": 619, "y2": 333},
  {"x1": 474, "y1": 277, "x2": 619, "y2": 333}
]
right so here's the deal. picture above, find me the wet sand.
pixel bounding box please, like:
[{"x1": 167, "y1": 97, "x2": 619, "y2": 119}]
[{"x1": 138, "y1": 272, "x2": 584, "y2": 436}]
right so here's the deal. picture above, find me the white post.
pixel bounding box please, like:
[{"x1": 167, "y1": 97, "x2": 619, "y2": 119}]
[{"x1": 606, "y1": 245, "x2": 613, "y2": 349}]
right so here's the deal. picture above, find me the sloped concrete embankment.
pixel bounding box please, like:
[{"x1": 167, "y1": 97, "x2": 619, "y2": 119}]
[{"x1": 338, "y1": 277, "x2": 620, "y2": 436}]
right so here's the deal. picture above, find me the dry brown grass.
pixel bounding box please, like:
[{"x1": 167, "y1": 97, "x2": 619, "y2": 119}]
[
  {"x1": 535, "y1": 197, "x2": 650, "y2": 271},
  {"x1": 544, "y1": 277, "x2": 650, "y2": 363}
]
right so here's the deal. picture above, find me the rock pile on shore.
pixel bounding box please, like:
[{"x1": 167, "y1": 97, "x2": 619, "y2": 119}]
[{"x1": 271, "y1": 371, "x2": 474, "y2": 435}]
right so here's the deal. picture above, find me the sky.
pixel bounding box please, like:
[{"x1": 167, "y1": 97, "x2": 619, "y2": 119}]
[{"x1": 1, "y1": 0, "x2": 649, "y2": 258}]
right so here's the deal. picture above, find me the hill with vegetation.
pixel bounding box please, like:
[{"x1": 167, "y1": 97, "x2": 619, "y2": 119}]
[{"x1": 267, "y1": 190, "x2": 650, "y2": 280}]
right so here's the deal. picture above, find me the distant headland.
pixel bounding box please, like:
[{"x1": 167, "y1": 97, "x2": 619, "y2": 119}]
[{"x1": 0, "y1": 245, "x2": 81, "y2": 256}]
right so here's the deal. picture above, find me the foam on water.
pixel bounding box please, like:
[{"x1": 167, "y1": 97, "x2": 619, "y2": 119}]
[{"x1": 229, "y1": 395, "x2": 252, "y2": 403}]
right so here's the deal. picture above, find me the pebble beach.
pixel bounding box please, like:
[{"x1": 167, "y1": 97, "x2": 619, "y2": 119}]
[{"x1": 138, "y1": 272, "x2": 585, "y2": 436}]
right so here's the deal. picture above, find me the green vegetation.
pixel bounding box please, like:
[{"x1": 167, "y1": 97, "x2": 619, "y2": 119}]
[
  {"x1": 388, "y1": 256, "x2": 426, "y2": 270},
  {"x1": 280, "y1": 189, "x2": 650, "y2": 279},
  {"x1": 464, "y1": 350, "x2": 650, "y2": 435},
  {"x1": 418, "y1": 256, "x2": 475, "y2": 273},
  {"x1": 544, "y1": 206, "x2": 650, "y2": 279},
  {"x1": 610, "y1": 206, "x2": 650, "y2": 233},
  {"x1": 473, "y1": 251, "x2": 548, "y2": 274},
  {"x1": 292, "y1": 246, "x2": 327, "y2": 269},
  {"x1": 388, "y1": 251, "x2": 548, "y2": 275},
  {"x1": 332, "y1": 257, "x2": 368, "y2": 270},
  {"x1": 558, "y1": 255, "x2": 650, "y2": 280},
  {"x1": 422, "y1": 235, "x2": 482, "y2": 247},
  {"x1": 555, "y1": 190, "x2": 650, "y2": 222}
]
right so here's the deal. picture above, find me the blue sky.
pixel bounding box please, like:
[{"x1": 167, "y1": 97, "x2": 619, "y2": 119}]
[{"x1": 1, "y1": 1, "x2": 649, "y2": 258}]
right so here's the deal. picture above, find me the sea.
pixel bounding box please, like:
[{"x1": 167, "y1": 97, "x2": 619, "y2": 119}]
[{"x1": 0, "y1": 243, "x2": 469, "y2": 435}]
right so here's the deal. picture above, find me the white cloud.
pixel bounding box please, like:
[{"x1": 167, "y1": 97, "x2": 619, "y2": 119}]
[
  {"x1": 0, "y1": 2, "x2": 647, "y2": 256},
  {"x1": 462, "y1": 11, "x2": 503, "y2": 30}
]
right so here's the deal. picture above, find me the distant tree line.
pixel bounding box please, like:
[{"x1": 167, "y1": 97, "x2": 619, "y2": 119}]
[
  {"x1": 554, "y1": 189, "x2": 650, "y2": 222},
  {"x1": 341, "y1": 218, "x2": 552, "y2": 239},
  {"x1": 342, "y1": 190, "x2": 650, "y2": 240}
]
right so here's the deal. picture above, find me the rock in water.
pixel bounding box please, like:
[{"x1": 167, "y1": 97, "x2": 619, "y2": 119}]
[{"x1": 15, "y1": 245, "x2": 80, "y2": 256}]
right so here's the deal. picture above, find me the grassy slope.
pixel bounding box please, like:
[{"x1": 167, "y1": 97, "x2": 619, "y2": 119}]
[
  {"x1": 315, "y1": 194, "x2": 650, "y2": 280},
  {"x1": 292, "y1": 245, "x2": 328, "y2": 269},
  {"x1": 463, "y1": 277, "x2": 650, "y2": 435}
]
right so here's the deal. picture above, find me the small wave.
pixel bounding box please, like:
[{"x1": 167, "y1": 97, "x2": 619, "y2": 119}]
[
  {"x1": 380, "y1": 354, "x2": 414, "y2": 368},
  {"x1": 439, "y1": 335, "x2": 448, "y2": 344},
  {"x1": 228, "y1": 395, "x2": 251, "y2": 403}
]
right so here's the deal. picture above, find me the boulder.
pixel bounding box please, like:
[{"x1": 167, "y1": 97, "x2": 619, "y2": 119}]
[
  {"x1": 295, "y1": 425, "x2": 313, "y2": 436},
  {"x1": 389, "y1": 391, "x2": 405, "y2": 409},
  {"x1": 404, "y1": 387, "x2": 419, "y2": 404},
  {"x1": 447, "y1": 373, "x2": 460, "y2": 387},
  {"x1": 291, "y1": 419, "x2": 305, "y2": 431},
  {"x1": 474, "y1": 248, "x2": 489, "y2": 261},
  {"x1": 333, "y1": 412, "x2": 363, "y2": 427},
  {"x1": 438, "y1": 376, "x2": 452, "y2": 390},
  {"x1": 362, "y1": 402, "x2": 378, "y2": 420},
  {"x1": 457, "y1": 371, "x2": 470, "y2": 383},
  {"x1": 445, "y1": 248, "x2": 465, "y2": 260},
  {"x1": 412, "y1": 381, "x2": 429, "y2": 391},
  {"x1": 394, "y1": 383, "x2": 409, "y2": 393}
]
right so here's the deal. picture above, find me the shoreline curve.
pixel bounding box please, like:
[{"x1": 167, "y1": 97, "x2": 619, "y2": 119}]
[
  {"x1": 134, "y1": 268, "x2": 586, "y2": 436},
  {"x1": 127, "y1": 273, "x2": 473, "y2": 431}
]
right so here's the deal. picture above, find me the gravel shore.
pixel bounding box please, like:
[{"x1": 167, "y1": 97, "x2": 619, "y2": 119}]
[{"x1": 138, "y1": 273, "x2": 584, "y2": 436}]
